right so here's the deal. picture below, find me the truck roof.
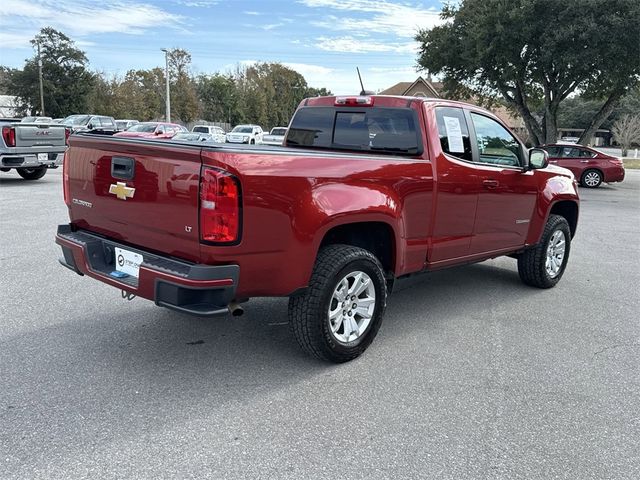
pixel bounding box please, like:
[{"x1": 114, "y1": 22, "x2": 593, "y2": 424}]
[{"x1": 303, "y1": 94, "x2": 483, "y2": 110}]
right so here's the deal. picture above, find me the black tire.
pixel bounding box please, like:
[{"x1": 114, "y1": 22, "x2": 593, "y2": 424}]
[
  {"x1": 17, "y1": 166, "x2": 47, "y2": 180},
  {"x1": 288, "y1": 244, "x2": 387, "y2": 363},
  {"x1": 580, "y1": 169, "x2": 602, "y2": 188},
  {"x1": 517, "y1": 214, "x2": 571, "y2": 288}
]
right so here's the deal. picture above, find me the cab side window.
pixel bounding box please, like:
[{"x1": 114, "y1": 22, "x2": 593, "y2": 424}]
[
  {"x1": 470, "y1": 113, "x2": 522, "y2": 167},
  {"x1": 434, "y1": 107, "x2": 473, "y2": 161}
]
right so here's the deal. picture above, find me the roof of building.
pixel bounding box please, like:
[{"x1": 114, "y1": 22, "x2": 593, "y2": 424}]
[{"x1": 379, "y1": 76, "x2": 443, "y2": 98}]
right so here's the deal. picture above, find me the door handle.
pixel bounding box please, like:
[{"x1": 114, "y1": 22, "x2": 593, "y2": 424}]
[
  {"x1": 580, "y1": 160, "x2": 589, "y2": 163},
  {"x1": 111, "y1": 156, "x2": 135, "y2": 180},
  {"x1": 482, "y1": 179, "x2": 499, "y2": 188}
]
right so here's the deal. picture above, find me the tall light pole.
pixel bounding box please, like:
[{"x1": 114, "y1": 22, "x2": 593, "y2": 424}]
[
  {"x1": 161, "y1": 48, "x2": 171, "y2": 122},
  {"x1": 36, "y1": 38, "x2": 45, "y2": 116}
]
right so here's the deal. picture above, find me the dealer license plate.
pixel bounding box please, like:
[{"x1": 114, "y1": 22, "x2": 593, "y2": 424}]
[
  {"x1": 114, "y1": 247, "x2": 143, "y2": 278},
  {"x1": 37, "y1": 153, "x2": 48, "y2": 162}
]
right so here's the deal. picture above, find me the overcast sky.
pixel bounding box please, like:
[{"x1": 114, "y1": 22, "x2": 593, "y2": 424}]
[{"x1": 0, "y1": 0, "x2": 445, "y2": 94}]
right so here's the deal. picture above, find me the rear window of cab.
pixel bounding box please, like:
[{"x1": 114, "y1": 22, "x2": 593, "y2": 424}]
[{"x1": 286, "y1": 106, "x2": 422, "y2": 155}]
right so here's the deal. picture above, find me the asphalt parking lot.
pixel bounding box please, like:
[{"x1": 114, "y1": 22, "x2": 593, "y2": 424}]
[{"x1": 1, "y1": 168, "x2": 639, "y2": 479}]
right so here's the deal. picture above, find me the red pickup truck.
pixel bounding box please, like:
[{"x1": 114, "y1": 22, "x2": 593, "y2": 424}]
[{"x1": 56, "y1": 95, "x2": 579, "y2": 362}]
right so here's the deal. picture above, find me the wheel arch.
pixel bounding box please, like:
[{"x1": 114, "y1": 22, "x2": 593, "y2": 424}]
[
  {"x1": 549, "y1": 200, "x2": 579, "y2": 238},
  {"x1": 318, "y1": 221, "x2": 397, "y2": 275}
]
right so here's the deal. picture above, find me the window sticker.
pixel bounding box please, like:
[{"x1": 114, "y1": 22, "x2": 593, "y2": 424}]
[{"x1": 443, "y1": 116, "x2": 465, "y2": 153}]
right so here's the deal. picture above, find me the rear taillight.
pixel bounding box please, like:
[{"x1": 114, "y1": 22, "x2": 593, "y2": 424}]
[
  {"x1": 2, "y1": 126, "x2": 16, "y2": 147},
  {"x1": 608, "y1": 158, "x2": 623, "y2": 166},
  {"x1": 200, "y1": 167, "x2": 241, "y2": 243},
  {"x1": 63, "y1": 152, "x2": 70, "y2": 206},
  {"x1": 64, "y1": 127, "x2": 71, "y2": 145}
]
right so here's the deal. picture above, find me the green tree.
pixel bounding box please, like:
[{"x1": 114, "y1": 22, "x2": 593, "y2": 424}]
[
  {"x1": 233, "y1": 62, "x2": 321, "y2": 128},
  {"x1": 416, "y1": 0, "x2": 640, "y2": 145},
  {"x1": 10, "y1": 27, "x2": 94, "y2": 117},
  {"x1": 167, "y1": 48, "x2": 199, "y2": 123},
  {"x1": 0, "y1": 67, "x2": 18, "y2": 95},
  {"x1": 196, "y1": 73, "x2": 240, "y2": 124},
  {"x1": 558, "y1": 87, "x2": 640, "y2": 130}
]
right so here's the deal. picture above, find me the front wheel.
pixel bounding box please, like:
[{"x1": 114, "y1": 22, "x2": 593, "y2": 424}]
[
  {"x1": 17, "y1": 166, "x2": 47, "y2": 180},
  {"x1": 517, "y1": 214, "x2": 571, "y2": 288},
  {"x1": 288, "y1": 245, "x2": 387, "y2": 363}
]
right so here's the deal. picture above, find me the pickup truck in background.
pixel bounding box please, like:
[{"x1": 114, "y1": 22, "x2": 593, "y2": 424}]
[
  {"x1": 262, "y1": 127, "x2": 287, "y2": 146},
  {"x1": 1, "y1": 118, "x2": 68, "y2": 180},
  {"x1": 56, "y1": 95, "x2": 579, "y2": 363}
]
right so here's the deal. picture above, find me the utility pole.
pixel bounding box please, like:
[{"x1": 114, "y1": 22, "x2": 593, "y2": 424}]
[
  {"x1": 36, "y1": 38, "x2": 45, "y2": 116},
  {"x1": 161, "y1": 48, "x2": 171, "y2": 122}
]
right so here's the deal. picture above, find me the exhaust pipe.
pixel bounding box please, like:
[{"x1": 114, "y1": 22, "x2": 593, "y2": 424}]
[{"x1": 228, "y1": 302, "x2": 244, "y2": 317}]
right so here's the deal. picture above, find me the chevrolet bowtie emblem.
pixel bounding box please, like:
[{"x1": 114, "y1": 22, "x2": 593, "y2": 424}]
[{"x1": 109, "y1": 182, "x2": 135, "y2": 200}]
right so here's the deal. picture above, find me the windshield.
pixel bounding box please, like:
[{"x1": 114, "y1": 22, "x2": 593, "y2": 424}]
[
  {"x1": 63, "y1": 115, "x2": 90, "y2": 126},
  {"x1": 270, "y1": 128, "x2": 287, "y2": 136},
  {"x1": 127, "y1": 123, "x2": 158, "y2": 133},
  {"x1": 232, "y1": 126, "x2": 253, "y2": 133}
]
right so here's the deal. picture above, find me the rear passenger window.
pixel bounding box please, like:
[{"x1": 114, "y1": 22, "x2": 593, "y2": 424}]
[
  {"x1": 565, "y1": 148, "x2": 594, "y2": 158},
  {"x1": 287, "y1": 106, "x2": 421, "y2": 155},
  {"x1": 435, "y1": 107, "x2": 473, "y2": 161},
  {"x1": 470, "y1": 113, "x2": 522, "y2": 167}
]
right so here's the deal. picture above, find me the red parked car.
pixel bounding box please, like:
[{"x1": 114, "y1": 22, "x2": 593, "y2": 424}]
[
  {"x1": 541, "y1": 144, "x2": 625, "y2": 188},
  {"x1": 113, "y1": 122, "x2": 186, "y2": 139}
]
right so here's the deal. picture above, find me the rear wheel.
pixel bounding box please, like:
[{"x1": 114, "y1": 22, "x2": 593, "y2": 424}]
[
  {"x1": 288, "y1": 245, "x2": 387, "y2": 363},
  {"x1": 581, "y1": 169, "x2": 602, "y2": 188},
  {"x1": 17, "y1": 166, "x2": 47, "y2": 180},
  {"x1": 517, "y1": 214, "x2": 571, "y2": 288}
]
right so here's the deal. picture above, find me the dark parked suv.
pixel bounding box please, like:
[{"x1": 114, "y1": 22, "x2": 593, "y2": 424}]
[
  {"x1": 62, "y1": 115, "x2": 118, "y2": 135},
  {"x1": 541, "y1": 144, "x2": 625, "y2": 188}
]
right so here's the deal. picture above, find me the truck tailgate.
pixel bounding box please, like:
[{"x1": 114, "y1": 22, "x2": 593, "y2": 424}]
[
  {"x1": 66, "y1": 136, "x2": 202, "y2": 262},
  {"x1": 14, "y1": 123, "x2": 67, "y2": 148}
]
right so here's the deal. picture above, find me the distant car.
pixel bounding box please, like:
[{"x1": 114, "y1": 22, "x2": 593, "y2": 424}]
[
  {"x1": 171, "y1": 132, "x2": 214, "y2": 143},
  {"x1": 21, "y1": 116, "x2": 53, "y2": 124},
  {"x1": 52, "y1": 118, "x2": 64, "y2": 124},
  {"x1": 560, "y1": 136, "x2": 580, "y2": 143},
  {"x1": 541, "y1": 144, "x2": 625, "y2": 188},
  {"x1": 226, "y1": 124, "x2": 264, "y2": 144},
  {"x1": 62, "y1": 115, "x2": 117, "y2": 134},
  {"x1": 192, "y1": 125, "x2": 226, "y2": 143},
  {"x1": 113, "y1": 122, "x2": 186, "y2": 139},
  {"x1": 262, "y1": 127, "x2": 287, "y2": 146},
  {"x1": 115, "y1": 119, "x2": 139, "y2": 132}
]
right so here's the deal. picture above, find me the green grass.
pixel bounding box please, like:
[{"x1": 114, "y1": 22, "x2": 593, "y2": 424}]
[{"x1": 622, "y1": 159, "x2": 640, "y2": 169}]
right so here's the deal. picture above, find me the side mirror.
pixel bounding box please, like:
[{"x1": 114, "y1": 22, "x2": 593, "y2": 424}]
[
  {"x1": 155, "y1": 130, "x2": 162, "y2": 135},
  {"x1": 87, "y1": 123, "x2": 94, "y2": 130},
  {"x1": 528, "y1": 148, "x2": 549, "y2": 170}
]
